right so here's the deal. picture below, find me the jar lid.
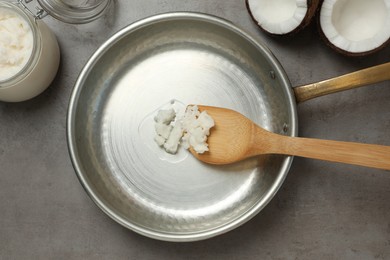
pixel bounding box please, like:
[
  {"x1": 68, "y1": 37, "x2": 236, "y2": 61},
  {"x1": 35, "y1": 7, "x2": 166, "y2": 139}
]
[{"x1": 36, "y1": 0, "x2": 112, "y2": 24}]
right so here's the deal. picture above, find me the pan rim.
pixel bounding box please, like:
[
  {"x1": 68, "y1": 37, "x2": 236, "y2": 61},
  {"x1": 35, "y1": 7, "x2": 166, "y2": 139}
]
[{"x1": 66, "y1": 11, "x2": 298, "y2": 242}]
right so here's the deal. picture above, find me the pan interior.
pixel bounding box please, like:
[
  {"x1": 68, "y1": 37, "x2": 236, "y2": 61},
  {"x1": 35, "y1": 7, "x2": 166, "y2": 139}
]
[{"x1": 69, "y1": 14, "x2": 296, "y2": 241}]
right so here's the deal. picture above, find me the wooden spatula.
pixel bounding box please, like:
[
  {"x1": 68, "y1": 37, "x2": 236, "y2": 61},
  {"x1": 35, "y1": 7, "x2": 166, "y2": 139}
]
[{"x1": 190, "y1": 106, "x2": 390, "y2": 170}]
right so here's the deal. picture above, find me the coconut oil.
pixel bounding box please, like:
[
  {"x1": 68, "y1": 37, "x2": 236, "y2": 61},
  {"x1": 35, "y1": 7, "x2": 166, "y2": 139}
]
[
  {"x1": 0, "y1": 7, "x2": 33, "y2": 81},
  {"x1": 0, "y1": 1, "x2": 60, "y2": 102}
]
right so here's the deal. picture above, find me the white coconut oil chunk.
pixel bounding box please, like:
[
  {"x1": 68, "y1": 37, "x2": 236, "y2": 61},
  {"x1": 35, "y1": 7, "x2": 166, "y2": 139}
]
[
  {"x1": 248, "y1": 0, "x2": 308, "y2": 34},
  {"x1": 153, "y1": 105, "x2": 215, "y2": 155},
  {"x1": 320, "y1": 0, "x2": 390, "y2": 53},
  {"x1": 154, "y1": 108, "x2": 176, "y2": 148},
  {"x1": 163, "y1": 122, "x2": 184, "y2": 154},
  {"x1": 0, "y1": 8, "x2": 33, "y2": 81},
  {"x1": 181, "y1": 106, "x2": 215, "y2": 154}
]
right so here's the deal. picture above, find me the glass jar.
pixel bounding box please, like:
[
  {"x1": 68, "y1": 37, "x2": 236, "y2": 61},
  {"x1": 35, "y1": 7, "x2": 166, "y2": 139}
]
[
  {"x1": 0, "y1": 1, "x2": 60, "y2": 102},
  {"x1": 37, "y1": 0, "x2": 112, "y2": 24},
  {"x1": 0, "y1": 0, "x2": 113, "y2": 102}
]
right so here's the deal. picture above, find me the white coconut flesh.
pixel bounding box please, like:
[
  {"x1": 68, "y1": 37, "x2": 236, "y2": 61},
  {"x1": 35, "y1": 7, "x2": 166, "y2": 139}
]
[
  {"x1": 320, "y1": 0, "x2": 390, "y2": 53},
  {"x1": 248, "y1": 0, "x2": 308, "y2": 34}
]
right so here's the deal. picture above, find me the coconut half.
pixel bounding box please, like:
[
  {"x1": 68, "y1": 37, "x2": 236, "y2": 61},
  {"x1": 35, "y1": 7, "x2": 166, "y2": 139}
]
[
  {"x1": 246, "y1": 0, "x2": 320, "y2": 35},
  {"x1": 319, "y1": 0, "x2": 390, "y2": 56}
]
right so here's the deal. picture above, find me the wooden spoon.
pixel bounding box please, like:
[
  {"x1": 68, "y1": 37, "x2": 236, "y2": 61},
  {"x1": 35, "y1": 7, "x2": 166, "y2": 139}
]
[{"x1": 191, "y1": 106, "x2": 390, "y2": 170}]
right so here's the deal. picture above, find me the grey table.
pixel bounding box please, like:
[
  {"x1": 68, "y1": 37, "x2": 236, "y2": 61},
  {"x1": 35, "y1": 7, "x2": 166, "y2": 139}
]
[{"x1": 1, "y1": 1, "x2": 389, "y2": 259}]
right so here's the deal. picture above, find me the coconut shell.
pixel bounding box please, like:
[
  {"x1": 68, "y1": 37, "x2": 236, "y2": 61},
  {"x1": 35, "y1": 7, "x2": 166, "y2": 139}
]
[
  {"x1": 317, "y1": 0, "x2": 390, "y2": 57},
  {"x1": 246, "y1": 0, "x2": 321, "y2": 36}
]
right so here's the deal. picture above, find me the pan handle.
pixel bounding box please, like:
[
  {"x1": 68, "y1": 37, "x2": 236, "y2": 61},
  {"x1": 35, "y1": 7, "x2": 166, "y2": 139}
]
[{"x1": 293, "y1": 62, "x2": 390, "y2": 103}]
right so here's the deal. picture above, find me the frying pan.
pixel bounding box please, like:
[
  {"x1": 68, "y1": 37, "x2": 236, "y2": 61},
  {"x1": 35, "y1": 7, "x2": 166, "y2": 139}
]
[{"x1": 67, "y1": 12, "x2": 389, "y2": 241}]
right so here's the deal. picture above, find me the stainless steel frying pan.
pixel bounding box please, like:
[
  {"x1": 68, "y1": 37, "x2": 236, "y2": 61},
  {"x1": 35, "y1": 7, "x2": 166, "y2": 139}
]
[{"x1": 67, "y1": 12, "x2": 389, "y2": 241}]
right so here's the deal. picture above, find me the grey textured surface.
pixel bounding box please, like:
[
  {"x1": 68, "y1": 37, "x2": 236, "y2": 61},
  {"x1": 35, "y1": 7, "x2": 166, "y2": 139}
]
[{"x1": 0, "y1": 0, "x2": 389, "y2": 259}]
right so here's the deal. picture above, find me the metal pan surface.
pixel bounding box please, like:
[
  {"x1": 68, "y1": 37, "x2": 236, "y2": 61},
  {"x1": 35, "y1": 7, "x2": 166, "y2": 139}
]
[{"x1": 67, "y1": 12, "x2": 297, "y2": 241}]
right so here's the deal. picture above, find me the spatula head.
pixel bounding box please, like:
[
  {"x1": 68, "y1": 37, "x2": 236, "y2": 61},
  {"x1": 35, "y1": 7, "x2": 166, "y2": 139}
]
[{"x1": 190, "y1": 105, "x2": 256, "y2": 164}]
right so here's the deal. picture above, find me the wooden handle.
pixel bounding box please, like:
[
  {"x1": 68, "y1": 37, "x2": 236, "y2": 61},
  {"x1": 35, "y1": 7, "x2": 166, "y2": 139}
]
[
  {"x1": 275, "y1": 135, "x2": 390, "y2": 170},
  {"x1": 293, "y1": 62, "x2": 390, "y2": 103}
]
